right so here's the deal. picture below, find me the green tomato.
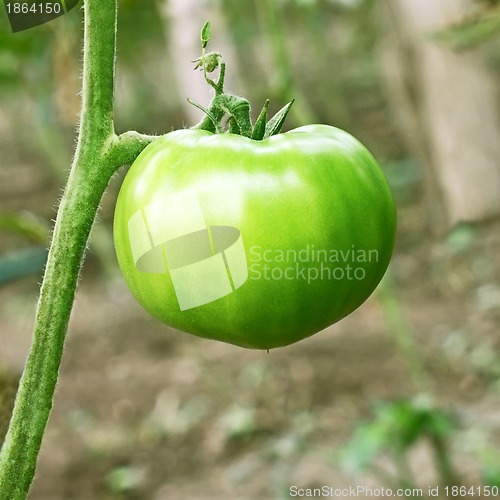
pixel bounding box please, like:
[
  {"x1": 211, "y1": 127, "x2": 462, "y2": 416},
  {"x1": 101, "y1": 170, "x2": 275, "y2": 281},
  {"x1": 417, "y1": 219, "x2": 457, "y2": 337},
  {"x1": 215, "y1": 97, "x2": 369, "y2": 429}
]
[{"x1": 113, "y1": 125, "x2": 396, "y2": 349}]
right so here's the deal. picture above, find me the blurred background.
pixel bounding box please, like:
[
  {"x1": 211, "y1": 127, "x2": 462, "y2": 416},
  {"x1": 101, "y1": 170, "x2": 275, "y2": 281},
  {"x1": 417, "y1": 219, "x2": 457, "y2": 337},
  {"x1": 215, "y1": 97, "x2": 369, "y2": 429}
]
[{"x1": 1, "y1": 0, "x2": 500, "y2": 498}]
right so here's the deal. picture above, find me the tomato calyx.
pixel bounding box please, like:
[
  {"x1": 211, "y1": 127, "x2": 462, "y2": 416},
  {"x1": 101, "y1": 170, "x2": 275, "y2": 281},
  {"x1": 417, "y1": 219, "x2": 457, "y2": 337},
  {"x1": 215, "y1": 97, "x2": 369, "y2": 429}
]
[{"x1": 190, "y1": 22, "x2": 294, "y2": 140}]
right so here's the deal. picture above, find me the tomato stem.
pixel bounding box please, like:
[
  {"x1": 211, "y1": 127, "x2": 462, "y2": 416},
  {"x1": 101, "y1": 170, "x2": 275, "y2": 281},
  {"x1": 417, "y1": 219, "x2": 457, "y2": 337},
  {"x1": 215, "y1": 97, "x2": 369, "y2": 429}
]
[
  {"x1": 190, "y1": 21, "x2": 294, "y2": 140},
  {"x1": 0, "y1": 2, "x2": 156, "y2": 498}
]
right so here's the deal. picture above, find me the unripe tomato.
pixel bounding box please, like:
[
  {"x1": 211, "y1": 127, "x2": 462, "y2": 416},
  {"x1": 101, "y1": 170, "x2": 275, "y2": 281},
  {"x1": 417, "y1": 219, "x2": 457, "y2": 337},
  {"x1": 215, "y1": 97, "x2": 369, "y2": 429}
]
[{"x1": 113, "y1": 125, "x2": 396, "y2": 349}]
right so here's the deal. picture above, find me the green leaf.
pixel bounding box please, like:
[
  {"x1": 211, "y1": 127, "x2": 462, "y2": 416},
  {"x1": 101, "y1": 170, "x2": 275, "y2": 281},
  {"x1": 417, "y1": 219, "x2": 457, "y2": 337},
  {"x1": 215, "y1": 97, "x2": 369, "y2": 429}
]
[
  {"x1": 432, "y1": 10, "x2": 500, "y2": 50},
  {"x1": 219, "y1": 406, "x2": 258, "y2": 438},
  {"x1": 340, "y1": 397, "x2": 457, "y2": 476},
  {"x1": 201, "y1": 21, "x2": 211, "y2": 49},
  {"x1": 264, "y1": 100, "x2": 294, "y2": 138},
  {"x1": 214, "y1": 94, "x2": 252, "y2": 138},
  {"x1": 0, "y1": 212, "x2": 50, "y2": 245},
  {"x1": 340, "y1": 421, "x2": 390, "y2": 474},
  {"x1": 251, "y1": 100, "x2": 270, "y2": 140},
  {"x1": 446, "y1": 223, "x2": 476, "y2": 254},
  {"x1": 0, "y1": 247, "x2": 48, "y2": 284},
  {"x1": 105, "y1": 465, "x2": 144, "y2": 493},
  {"x1": 479, "y1": 448, "x2": 500, "y2": 487}
]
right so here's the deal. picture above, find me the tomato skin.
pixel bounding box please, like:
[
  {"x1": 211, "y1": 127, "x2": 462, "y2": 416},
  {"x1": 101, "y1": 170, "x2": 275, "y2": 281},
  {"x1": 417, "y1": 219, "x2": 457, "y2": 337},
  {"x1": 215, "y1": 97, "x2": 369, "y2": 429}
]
[{"x1": 113, "y1": 125, "x2": 397, "y2": 349}]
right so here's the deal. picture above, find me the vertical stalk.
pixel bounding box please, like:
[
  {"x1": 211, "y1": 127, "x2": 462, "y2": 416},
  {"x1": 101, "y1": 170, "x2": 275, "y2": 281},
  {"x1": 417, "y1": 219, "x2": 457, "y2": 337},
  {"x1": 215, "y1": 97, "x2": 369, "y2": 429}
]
[
  {"x1": 431, "y1": 435, "x2": 461, "y2": 487},
  {"x1": 0, "y1": 2, "x2": 139, "y2": 498},
  {"x1": 376, "y1": 274, "x2": 430, "y2": 394},
  {"x1": 256, "y1": 0, "x2": 315, "y2": 125}
]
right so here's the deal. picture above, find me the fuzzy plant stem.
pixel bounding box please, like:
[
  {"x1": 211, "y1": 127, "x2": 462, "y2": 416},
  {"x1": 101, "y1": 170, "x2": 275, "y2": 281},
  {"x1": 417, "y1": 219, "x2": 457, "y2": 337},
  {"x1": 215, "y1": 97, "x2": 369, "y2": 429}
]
[{"x1": 0, "y1": 1, "x2": 155, "y2": 498}]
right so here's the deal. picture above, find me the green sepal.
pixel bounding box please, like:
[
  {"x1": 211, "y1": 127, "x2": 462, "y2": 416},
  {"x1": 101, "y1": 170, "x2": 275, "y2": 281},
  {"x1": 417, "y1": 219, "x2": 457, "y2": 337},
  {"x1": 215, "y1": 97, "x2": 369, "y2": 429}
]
[
  {"x1": 227, "y1": 117, "x2": 240, "y2": 135},
  {"x1": 187, "y1": 98, "x2": 224, "y2": 134},
  {"x1": 251, "y1": 100, "x2": 270, "y2": 141},
  {"x1": 214, "y1": 94, "x2": 252, "y2": 138},
  {"x1": 264, "y1": 100, "x2": 295, "y2": 139}
]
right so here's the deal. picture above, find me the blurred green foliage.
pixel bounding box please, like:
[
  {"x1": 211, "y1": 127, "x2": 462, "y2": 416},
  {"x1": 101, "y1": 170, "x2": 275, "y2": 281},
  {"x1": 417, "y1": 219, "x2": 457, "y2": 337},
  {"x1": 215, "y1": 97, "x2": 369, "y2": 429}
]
[
  {"x1": 116, "y1": 0, "x2": 164, "y2": 62},
  {"x1": 480, "y1": 448, "x2": 500, "y2": 487},
  {"x1": 0, "y1": 20, "x2": 48, "y2": 91},
  {"x1": 341, "y1": 396, "x2": 458, "y2": 488},
  {"x1": 221, "y1": 0, "x2": 381, "y2": 128},
  {"x1": 0, "y1": 212, "x2": 49, "y2": 244},
  {"x1": 105, "y1": 465, "x2": 145, "y2": 494},
  {"x1": 0, "y1": 212, "x2": 50, "y2": 283},
  {"x1": 433, "y1": 2, "x2": 500, "y2": 54},
  {"x1": 382, "y1": 158, "x2": 421, "y2": 205}
]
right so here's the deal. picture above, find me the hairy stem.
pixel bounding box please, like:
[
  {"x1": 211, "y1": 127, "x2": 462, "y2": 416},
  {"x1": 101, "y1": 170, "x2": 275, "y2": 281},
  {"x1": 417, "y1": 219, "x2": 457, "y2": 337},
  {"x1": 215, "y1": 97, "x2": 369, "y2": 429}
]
[{"x1": 0, "y1": 1, "x2": 154, "y2": 498}]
